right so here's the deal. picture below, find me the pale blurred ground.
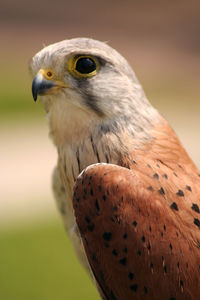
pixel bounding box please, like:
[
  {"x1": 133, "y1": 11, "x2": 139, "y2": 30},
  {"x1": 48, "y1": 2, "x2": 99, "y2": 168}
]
[
  {"x1": 0, "y1": 121, "x2": 57, "y2": 226},
  {"x1": 1, "y1": 0, "x2": 200, "y2": 299}
]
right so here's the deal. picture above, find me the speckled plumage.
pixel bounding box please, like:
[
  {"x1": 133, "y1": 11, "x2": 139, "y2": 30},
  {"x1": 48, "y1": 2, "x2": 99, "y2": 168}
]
[
  {"x1": 30, "y1": 38, "x2": 200, "y2": 300},
  {"x1": 74, "y1": 129, "x2": 200, "y2": 299}
]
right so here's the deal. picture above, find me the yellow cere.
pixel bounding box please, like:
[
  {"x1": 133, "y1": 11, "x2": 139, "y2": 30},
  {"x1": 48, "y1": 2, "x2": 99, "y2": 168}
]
[
  {"x1": 39, "y1": 69, "x2": 55, "y2": 80},
  {"x1": 38, "y1": 69, "x2": 68, "y2": 89}
]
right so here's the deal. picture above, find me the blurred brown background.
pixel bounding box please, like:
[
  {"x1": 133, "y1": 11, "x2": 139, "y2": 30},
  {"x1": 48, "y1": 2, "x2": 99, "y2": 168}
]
[{"x1": 1, "y1": 1, "x2": 200, "y2": 299}]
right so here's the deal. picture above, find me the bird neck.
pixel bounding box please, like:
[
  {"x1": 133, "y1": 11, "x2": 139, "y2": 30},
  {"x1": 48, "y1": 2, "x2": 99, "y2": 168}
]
[
  {"x1": 53, "y1": 107, "x2": 164, "y2": 183},
  {"x1": 48, "y1": 89, "x2": 161, "y2": 149}
]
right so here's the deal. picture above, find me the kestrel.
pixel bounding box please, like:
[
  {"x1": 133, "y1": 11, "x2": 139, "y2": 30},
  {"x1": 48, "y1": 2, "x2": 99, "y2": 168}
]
[{"x1": 30, "y1": 38, "x2": 200, "y2": 300}]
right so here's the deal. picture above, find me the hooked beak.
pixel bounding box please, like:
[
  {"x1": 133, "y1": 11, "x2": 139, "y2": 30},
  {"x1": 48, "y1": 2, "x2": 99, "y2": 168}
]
[{"x1": 32, "y1": 72, "x2": 67, "y2": 101}]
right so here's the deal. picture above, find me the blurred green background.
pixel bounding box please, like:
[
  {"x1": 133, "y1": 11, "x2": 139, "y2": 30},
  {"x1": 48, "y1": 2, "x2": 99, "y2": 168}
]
[{"x1": 1, "y1": 0, "x2": 200, "y2": 299}]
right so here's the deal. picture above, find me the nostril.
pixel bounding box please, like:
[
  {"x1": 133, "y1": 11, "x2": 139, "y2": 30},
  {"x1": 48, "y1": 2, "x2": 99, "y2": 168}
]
[{"x1": 47, "y1": 71, "x2": 53, "y2": 78}]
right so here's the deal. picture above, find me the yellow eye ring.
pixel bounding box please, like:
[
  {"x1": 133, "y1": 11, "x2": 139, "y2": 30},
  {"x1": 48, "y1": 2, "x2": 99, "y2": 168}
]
[{"x1": 67, "y1": 55, "x2": 98, "y2": 78}]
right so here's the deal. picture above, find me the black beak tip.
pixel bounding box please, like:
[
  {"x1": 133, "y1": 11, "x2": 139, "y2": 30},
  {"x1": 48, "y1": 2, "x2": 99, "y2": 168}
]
[
  {"x1": 32, "y1": 78, "x2": 38, "y2": 102},
  {"x1": 32, "y1": 91, "x2": 38, "y2": 102}
]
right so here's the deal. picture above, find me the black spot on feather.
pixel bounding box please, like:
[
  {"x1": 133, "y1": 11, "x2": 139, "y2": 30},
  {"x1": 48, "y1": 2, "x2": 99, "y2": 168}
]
[
  {"x1": 159, "y1": 187, "x2": 165, "y2": 195},
  {"x1": 128, "y1": 272, "x2": 134, "y2": 280},
  {"x1": 95, "y1": 199, "x2": 100, "y2": 212},
  {"x1": 176, "y1": 189, "x2": 184, "y2": 197},
  {"x1": 153, "y1": 173, "x2": 159, "y2": 179},
  {"x1": 123, "y1": 233, "x2": 127, "y2": 239},
  {"x1": 186, "y1": 185, "x2": 192, "y2": 191},
  {"x1": 170, "y1": 202, "x2": 179, "y2": 211},
  {"x1": 192, "y1": 203, "x2": 200, "y2": 213},
  {"x1": 87, "y1": 224, "x2": 94, "y2": 232},
  {"x1": 119, "y1": 257, "x2": 127, "y2": 265},
  {"x1": 194, "y1": 218, "x2": 200, "y2": 228},
  {"x1": 130, "y1": 284, "x2": 138, "y2": 292},
  {"x1": 103, "y1": 232, "x2": 112, "y2": 241},
  {"x1": 133, "y1": 220, "x2": 137, "y2": 227},
  {"x1": 112, "y1": 249, "x2": 118, "y2": 256}
]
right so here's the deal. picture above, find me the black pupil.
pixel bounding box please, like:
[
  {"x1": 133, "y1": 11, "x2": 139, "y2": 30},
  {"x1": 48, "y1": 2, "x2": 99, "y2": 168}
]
[{"x1": 76, "y1": 57, "x2": 96, "y2": 74}]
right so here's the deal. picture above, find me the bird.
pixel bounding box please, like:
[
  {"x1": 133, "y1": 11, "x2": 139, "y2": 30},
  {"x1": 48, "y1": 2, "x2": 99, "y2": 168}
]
[{"x1": 30, "y1": 37, "x2": 200, "y2": 300}]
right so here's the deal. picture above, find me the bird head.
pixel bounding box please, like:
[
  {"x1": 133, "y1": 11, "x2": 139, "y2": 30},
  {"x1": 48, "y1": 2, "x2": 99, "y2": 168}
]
[{"x1": 30, "y1": 38, "x2": 159, "y2": 145}]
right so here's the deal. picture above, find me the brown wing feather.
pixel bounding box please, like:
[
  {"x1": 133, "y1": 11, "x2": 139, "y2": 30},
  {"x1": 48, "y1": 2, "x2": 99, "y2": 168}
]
[{"x1": 73, "y1": 163, "x2": 200, "y2": 300}]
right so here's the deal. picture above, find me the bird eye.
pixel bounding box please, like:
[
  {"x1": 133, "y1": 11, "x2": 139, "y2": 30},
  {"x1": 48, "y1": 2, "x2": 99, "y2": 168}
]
[
  {"x1": 75, "y1": 57, "x2": 96, "y2": 74},
  {"x1": 68, "y1": 55, "x2": 98, "y2": 77}
]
